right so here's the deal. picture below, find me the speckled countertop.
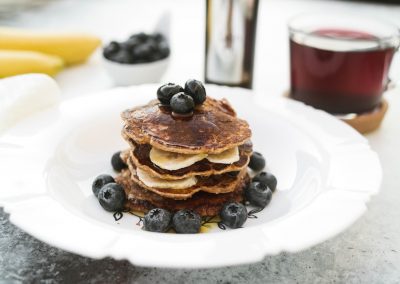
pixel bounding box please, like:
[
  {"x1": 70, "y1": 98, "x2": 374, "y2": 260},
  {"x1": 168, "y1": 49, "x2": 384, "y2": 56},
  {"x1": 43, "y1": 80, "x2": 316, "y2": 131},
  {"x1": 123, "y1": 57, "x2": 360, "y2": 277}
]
[{"x1": 1, "y1": 0, "x2": 400, "y2": 283}]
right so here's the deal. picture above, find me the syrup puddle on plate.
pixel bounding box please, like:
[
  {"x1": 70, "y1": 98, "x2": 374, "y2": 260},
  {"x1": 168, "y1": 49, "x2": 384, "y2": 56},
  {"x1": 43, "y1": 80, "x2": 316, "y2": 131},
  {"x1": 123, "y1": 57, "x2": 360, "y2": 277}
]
[{"x1": 113, "y1": 209, "x2": 263, "y2": 233}]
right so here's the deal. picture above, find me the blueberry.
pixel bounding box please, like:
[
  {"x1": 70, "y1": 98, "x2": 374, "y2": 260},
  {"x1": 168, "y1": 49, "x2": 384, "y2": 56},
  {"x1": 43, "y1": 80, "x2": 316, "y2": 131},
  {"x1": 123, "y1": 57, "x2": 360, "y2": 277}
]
[
  {"x1": 245, "y1": 181, "x2": 272, "y2": 208},
  {"x1": 143, "y1": 208, "x2": 172, "y2": 232},
  {"x1": 153, "y1": 33, "x2": 165, "y2": 42},
  {"x1": 145, "y1": 41, "x2": 163, "y2": 62},
  {"x1": 103, "y1": 41, "x2": 120, "y2": 59},
  {"x1": 248, "y1": 152, "x2": 266, "y2": 171},
  {"x1": 220, "y1": 202, "x2": 247, "y2": 229},
  {"x1": 110, "y1": 49, "x2": 133, "y2": 64},
  {"x1": 184, "y1": 79, "x2": 206, "y2": 105},
  {"x1": 130, "y1": 32, "x2": 148, "y2": 42},
  {"x1": 157, "y1": 83, "x2": 183, "y2": 105},
  {"x1": 170, "y1": 92, "x2": 195, "y2": 114},
  {"x1": 98, "y1": 183, "x2": 126, "y2": 212},
  {"x1": 92, "y1": 174, "x2": 115, "y2": 198},
  {"x1": 132, "y1": 42, "x2": 156, "y2": 61},
  {"x1": 146, "y1": 36, "x2": 158, "y2": 46},
  {"x1": 172, "y1": 209, "x2": 201, "y2": 234},
  {"x1": 253, "y1": 171, "x2": 277, "y2": 192},
  {"x1": 124, "y1": 37, "x2": 141, "y2": 50},
  {"x1": 157, "y1": 41, "x2": 170, "y2": 58},
  {"x1": 111, "y1": 151, "x2": 127, "y2": 172}
]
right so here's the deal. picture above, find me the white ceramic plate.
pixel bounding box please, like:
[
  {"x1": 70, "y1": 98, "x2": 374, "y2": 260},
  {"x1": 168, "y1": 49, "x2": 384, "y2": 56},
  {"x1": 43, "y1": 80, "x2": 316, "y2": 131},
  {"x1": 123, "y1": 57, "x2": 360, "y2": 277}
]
[{"x1": 0, "y1": 85, "x2": 381, "y2": 268}]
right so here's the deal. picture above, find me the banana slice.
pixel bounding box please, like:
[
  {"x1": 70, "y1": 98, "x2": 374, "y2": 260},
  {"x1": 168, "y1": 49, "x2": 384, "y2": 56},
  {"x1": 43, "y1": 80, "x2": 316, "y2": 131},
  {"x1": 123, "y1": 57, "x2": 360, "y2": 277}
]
[
  {"x1": 136, "y1": 167, "x2": 197, "y2": 189},
  {"x1": 150, "y1": 147, "x2": 207, "y2": 170},
  {"x1": 206, "y1": 147, "x2": 239, "y2": 164}
]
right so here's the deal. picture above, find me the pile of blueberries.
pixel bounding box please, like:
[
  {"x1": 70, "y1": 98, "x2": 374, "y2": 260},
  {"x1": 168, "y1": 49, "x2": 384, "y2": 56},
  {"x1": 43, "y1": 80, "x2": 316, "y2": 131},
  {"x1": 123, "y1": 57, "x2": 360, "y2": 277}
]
[
  {"x1": 103, "y1": 32, "x2": 170, "y2": 64},
  {"x1": 92, "y1": 152, "x2": 129, "y2": 212},
  {"x1": 157, "y1": 79, "x2": 206, "y2": 115},
  {"x1": 92, "y1": 150, "x2": 276, "y2": 234}
]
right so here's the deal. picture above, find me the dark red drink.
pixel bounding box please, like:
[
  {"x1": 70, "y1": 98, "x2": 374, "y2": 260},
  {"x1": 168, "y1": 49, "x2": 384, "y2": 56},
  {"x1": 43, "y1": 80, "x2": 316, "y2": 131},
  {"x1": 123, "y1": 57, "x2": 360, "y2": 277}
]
[{"x1": 290, "y1": 29, "x2": 395, "y2": 114}]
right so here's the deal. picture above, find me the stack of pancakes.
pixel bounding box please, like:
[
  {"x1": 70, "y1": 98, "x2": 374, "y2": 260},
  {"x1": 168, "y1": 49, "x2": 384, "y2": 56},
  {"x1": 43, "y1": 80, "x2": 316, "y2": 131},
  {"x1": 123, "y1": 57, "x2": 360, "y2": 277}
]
[{"x1": 115, "y1": 97, "x2": 252, "y2": 216}]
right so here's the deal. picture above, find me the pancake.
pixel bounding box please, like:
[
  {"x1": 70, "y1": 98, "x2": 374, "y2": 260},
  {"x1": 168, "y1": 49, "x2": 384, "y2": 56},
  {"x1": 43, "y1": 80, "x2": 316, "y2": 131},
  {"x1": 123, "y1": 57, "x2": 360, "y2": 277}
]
[
  {"x1": 121, "y1": 97, "x2": 251, "y2": 154},
  {"x1": 126, "y1": 154, "x2": 248, "y2": 200},
  {"x1": 122, "y1": 138, "x2": 252, "y2": 180},
  {"x1": 116, "y1": 168, "x2": 249, "y2": 217}
]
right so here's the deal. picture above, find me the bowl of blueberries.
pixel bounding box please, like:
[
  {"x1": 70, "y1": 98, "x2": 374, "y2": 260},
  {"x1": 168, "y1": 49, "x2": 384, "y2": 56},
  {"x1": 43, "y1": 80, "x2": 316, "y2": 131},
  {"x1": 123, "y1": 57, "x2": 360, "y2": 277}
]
[{"x1": 102, "y1": 32, "x2": 170, "y2": 86}]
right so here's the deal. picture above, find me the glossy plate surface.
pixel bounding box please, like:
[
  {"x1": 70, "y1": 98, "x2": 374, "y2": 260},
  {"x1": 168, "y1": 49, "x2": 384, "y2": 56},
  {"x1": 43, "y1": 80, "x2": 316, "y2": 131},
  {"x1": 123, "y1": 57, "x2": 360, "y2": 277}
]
[{"x1": 0, "y1": 85, "x2": 381, "y2": 268}]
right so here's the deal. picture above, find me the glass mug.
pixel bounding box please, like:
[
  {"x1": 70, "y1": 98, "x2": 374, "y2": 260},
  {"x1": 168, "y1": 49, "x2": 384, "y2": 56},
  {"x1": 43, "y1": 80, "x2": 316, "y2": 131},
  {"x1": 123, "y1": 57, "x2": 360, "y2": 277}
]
[{"x1": 288, "y1": 13, "x2": 400, "y2": 114}]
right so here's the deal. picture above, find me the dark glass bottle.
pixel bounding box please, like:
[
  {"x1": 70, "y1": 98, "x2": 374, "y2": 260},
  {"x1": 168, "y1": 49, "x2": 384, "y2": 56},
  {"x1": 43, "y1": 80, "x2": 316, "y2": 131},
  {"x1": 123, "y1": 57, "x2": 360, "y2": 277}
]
[{"x1": 205, "y1": 0, "x2": 259, "y2": 89}]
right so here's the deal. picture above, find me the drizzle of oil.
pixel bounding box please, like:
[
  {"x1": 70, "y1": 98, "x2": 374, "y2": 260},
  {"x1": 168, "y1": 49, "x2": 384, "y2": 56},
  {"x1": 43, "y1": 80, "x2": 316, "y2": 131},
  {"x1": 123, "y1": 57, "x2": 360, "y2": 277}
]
[
  {"x1": 129, "y1": 210, "x2": 145, "y2": 217},
  {"x1": 200, "y1": 215, "x2": 221, "y2": 233},
  {"x1": 123, "y1": 211, "x2": 223, "y2": 234},
  {"x1": 200, "y1": 223, "x2": 217, "y2": 233},
  {"x1": 127, "y1": 210, "x2": 144, "y2": 226}
]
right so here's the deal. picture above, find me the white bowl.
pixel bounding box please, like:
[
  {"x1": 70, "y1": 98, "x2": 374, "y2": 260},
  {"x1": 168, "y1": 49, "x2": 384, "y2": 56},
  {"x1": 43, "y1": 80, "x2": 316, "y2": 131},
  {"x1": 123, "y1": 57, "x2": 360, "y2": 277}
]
[{"x1": 102, "y1": 56, "x2": 170, "y2": 86}]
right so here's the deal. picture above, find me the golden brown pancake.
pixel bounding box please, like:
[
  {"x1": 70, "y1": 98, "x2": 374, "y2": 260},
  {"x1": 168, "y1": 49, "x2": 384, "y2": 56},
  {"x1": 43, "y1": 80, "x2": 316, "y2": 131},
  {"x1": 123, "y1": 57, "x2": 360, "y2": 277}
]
[
  {"x1": 122, "y1": 139, "x2": 252, "y2": 180},
  {"x1": 116, "y1": 168, "x2": 249, "y2": 217},
  {"x1": 121, "y1": 97, "x2": 251, "y2": 154},
  {"x1": 126, "y1": 155, "x2": 247, "y2": 200}
]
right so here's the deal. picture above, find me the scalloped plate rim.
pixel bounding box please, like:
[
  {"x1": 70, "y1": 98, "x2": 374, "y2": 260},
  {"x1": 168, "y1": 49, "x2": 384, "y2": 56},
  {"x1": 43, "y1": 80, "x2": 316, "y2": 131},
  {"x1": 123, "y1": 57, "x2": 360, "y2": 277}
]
[{"x1": 0, "y1": 84, "x2": 381, "y2": 268}]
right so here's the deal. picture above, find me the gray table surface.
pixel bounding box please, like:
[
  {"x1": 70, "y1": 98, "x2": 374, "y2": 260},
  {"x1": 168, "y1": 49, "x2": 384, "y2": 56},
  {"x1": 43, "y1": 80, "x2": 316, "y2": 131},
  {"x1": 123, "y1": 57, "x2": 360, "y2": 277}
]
[{"x1": 1, "y1": 0, "x2": 400, "y2": 283}]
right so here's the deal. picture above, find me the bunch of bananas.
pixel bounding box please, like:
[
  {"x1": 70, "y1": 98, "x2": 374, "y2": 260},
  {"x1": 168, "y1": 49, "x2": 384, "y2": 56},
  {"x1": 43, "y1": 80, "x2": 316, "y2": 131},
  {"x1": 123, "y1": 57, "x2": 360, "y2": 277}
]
[{"x1": 0, "y1": 27, "x2": 101, "y2": 78}]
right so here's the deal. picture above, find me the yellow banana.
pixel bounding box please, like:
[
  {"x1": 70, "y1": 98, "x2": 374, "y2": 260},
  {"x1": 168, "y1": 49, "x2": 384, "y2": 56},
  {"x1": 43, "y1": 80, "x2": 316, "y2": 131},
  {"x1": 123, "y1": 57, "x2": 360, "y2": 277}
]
[
  {"x1": 0, "y1": 27, "x2": 101, "y2": 65},
  {"x1": 0, "y1": 50, "x2": 64, "y2": 78}
]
